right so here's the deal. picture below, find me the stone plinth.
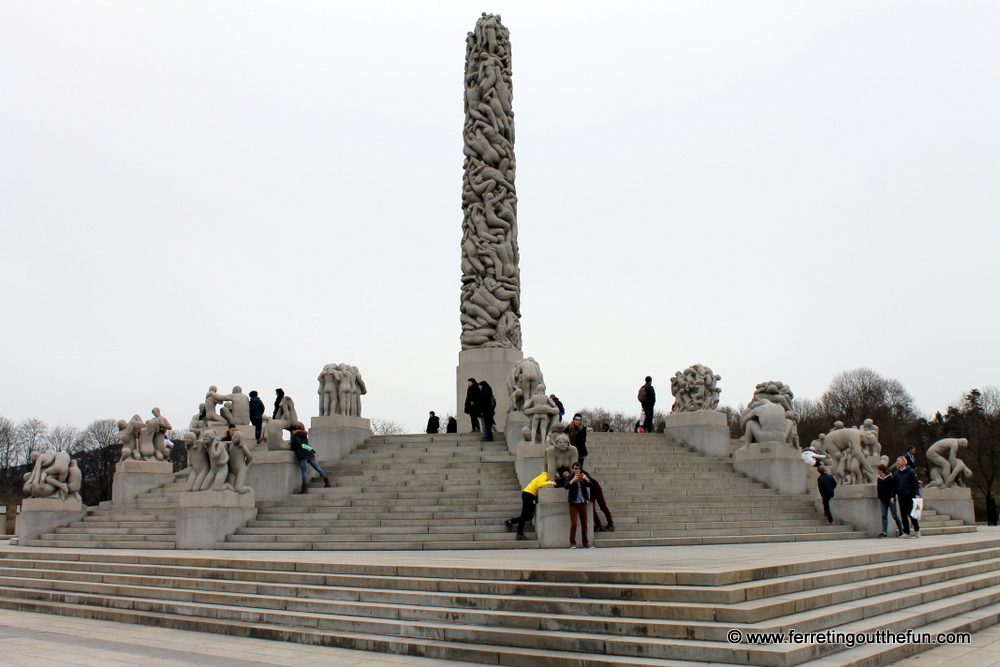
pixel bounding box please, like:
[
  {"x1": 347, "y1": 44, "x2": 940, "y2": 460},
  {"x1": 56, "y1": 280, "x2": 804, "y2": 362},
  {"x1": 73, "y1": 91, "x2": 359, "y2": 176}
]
[
  {"x1": 733, "y1": 440, "x2": 807, "y2": 495},
  {"x1": 663, "y1": 410, "x2": 730, "y2": 458},
  {"x1": 16, "y1": 497, "x2": 86, "y2": 543},
  {"x1": 309, "y1": 415, "x2": 371, "y2": 464},
  {"x1": 829, "y1": 484, "x2": 881, "y2": 536},
  {"x1": 505, "y1": 411, "x2": 530, "y2": 456},
  {"x1": 516, "y1": 441, "x2": 546, "y2": 489},
  {"x1": 113, "y1": 459, "x2": 174, "y2": 504},
  {"x1": 245, "y1": 450, "x2": 301, "y2": 501},
  {"x1": 176, "y1": 490, "x2": 257, "y2": 549},
  {"x1": 534, "y1": 485, "x2": 572, "y2": 548},
  {"x1": 456, "y1": 347, "x2": 523, "y2": 434},
  {"x1": 924, "y1": 486, "x2": 976, "y2": 526}
]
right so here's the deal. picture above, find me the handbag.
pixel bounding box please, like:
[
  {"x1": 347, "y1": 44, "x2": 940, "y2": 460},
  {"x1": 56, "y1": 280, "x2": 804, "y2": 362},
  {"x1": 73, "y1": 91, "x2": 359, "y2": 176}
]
[{"x1": 910, "y1": 497, "x2": 923, "y2": 520}]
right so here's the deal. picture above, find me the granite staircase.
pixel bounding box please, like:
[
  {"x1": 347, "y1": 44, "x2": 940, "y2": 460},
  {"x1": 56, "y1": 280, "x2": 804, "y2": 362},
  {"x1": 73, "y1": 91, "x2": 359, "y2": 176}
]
[
  {"x1": 22, "y1": 474, "x2": 186, "y2": 549},
  {"x1": 1, "y1": 537, "x2": 1000, "y2": 667},
  {"x1": 219, "y1": 433, "x2": 532, "y2": 550},
  {"x1": 582, "y1": 432, "x2": 864, "y2": 545}
]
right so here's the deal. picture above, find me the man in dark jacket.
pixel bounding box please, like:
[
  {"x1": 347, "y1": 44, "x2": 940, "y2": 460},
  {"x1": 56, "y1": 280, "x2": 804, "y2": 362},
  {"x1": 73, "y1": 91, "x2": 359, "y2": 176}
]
[
  {"x1": 564, "y1": 462, "x2": 593, "y2": 548},
  {"x1": 248, "y1": 390, "x2": 266, "y2": 441},
  {"x1": 550, "y1": 395, "x2": 565, "y2": 422},
  {"x1": 638, "y1": 376, "x2": 655, "y2": 434},
  {"x1": 479, "y1": 381, "x2": 495, "y2": 442},
  {"x1": 876, "y1": 464, "x2": 903, "y2": 537},
  {"x1": 895, "y1": 456, "x2": 922, "y2": 538},
  {"x1": 817, "y1": 466, "x2": 837, "y2": 525},
  {"x1": 580, "y1": 466, "x2": 614, "y2": 532},
  {"x1": 426, "y1": 411, "x2": 440, "y2": 434},
  {"x1": 465, "y1": 378, "x2": 481, "y2": 433}
]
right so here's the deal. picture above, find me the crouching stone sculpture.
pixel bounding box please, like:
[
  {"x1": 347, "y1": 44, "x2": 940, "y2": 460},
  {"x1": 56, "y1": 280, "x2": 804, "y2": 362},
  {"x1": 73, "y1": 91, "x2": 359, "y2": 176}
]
[
  {"x1": 23, "y1": 451, "x2": 83, "y2": 502},
  {"x1": 926, "y1": 438, "x2": 972, "y2": 489},
  {"x1": 670, "y1": 364, "x2": 722, "y2": 412},
  {"x1": 739, "y1": 381, "x2": 799, "y2": 449}
]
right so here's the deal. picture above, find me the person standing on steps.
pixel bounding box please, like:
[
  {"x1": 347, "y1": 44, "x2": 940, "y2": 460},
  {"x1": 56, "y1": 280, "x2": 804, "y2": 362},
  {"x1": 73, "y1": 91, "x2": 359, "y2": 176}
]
[
  {"x1": 465, "y1": 378, "x2": 482, "y2": 433},
  {"x1": 550, "y1": 394, "x2": 565, "y2": 422},
  {"x1": 426, "y1": 411, "x2": 440, "y2": 434},
  {"x1": 895, "y1": 456, "x2": 922, "y2": 538},
  {"x1": 273, "y1": 388, "x2": 285, "y2": 419},
  {"x1": 248, "y1": 390, "x2": 265, "y2": 441},
  {"x1": 568, "y1": 413, "x2": 588, "y2": 468},
  {"x1": 505, "y1": 471, "x2": 555, "y2": 540},
  {"x1": 446, "y1": 416, "x2": 458, "y2": 433},
  {"x1": 817, "y1": 465, "x2": 837, "y2": 525},
  {"x1": 289, "y1": 422, "x2": 330, "y2": 494},
  {"x1": 479, "y1": 380, "x2": 496, "y2": 441},
  {"x1": 876, "y1": 464, "x2": 903, "y2": 538},
  {"x1": 565, "y1": 461, "x2": 593, "y2": 549},
  {"x1": 638, "y1": 376, "x2": 655, "y2": 434}
]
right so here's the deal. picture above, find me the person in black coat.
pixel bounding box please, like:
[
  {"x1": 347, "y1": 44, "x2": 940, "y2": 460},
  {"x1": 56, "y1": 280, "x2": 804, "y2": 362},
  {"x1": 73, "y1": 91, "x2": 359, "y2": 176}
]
[
  {"x1": 464, "y1": 378, "x2": 481, "y2": 433},
  {"x1": 568, "y1": 413, "x2": 588, "y2": 467},
  {"x1": 289, "y1": 422, "x2": 330, "y2": 494},
  {"x1": 426, "y1": 411, "x2": 440, "y2": 434},
  {"x1": 478, "y1": 380, "x2": 495, "y2": 441},
  {"x1": 895, "y1": 456, "x2": 922, "y2": 537},
  {"x1": 248, "y1": 390, "x2": 265, "y2": 441},
  {"x1": 817, "y1": 466, "x2": 837, "y2": 525},
  {"x1": 638, "y1": 376, "x2": 655, "y2": 434},
  {"x1": 446, "y1": 416, "x2": 458, "y2": 433},
  {"x1": 273, "y1": 388, "x2": 285, "y2": 419},
  {"x1": 876, "y1": 464, "x2": 903, "y2": 537}
]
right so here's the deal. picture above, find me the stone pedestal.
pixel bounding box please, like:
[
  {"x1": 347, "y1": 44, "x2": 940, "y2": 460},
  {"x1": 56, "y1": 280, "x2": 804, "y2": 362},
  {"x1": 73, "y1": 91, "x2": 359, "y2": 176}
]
[
  {"x1": 535, "y1": 486, "x2": 572, "y2": 548},
  {"x1": 516, "y1": 441, "x2": 547, "y2": 489},
  {"x1": 16, "y1": 497, "x2": 86, "y2": 543},
  {"x1": 245, "y1": 451, "x2": 301, "y2": 501},
  {"x1": 309, "y1": 415, "x2": 371, "y2": 463},
  {"x1": 456, "y1": 347, "x2": 523, "y2": 434},
  {"x1": 829, "y1": 484, "x2": 881, "y2": 536},
  {"x1": 663, "y1": 410, "x2": 731, "y2": 458},
  {"x1": 733, "y1": 440, "x2": 807, "y2": 495},
  {"x1": 176, "y1": 490, "x2": 256, "y2": 549},
  {"x1": 112, "y1": 459, "x2": 174, "y2": 504},
  {"x1": 505, "y1": 411, "x2": 530, "y2": 456},
  {"x1": 924, "y1": 486, "x2": 976, "y2": 526}
]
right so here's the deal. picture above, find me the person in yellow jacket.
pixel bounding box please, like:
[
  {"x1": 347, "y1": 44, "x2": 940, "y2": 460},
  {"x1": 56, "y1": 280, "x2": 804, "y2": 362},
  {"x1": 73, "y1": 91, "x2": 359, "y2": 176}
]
[{"x1": 504, "y1": 471, "x2": 555, "y2": 540}]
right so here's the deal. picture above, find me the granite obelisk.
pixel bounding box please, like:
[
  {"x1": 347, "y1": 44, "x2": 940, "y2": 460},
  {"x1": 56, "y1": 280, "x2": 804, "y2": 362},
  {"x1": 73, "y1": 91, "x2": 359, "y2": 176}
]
[{"x1": 456, "y1": 13, "x2": 522, "y2": 433}]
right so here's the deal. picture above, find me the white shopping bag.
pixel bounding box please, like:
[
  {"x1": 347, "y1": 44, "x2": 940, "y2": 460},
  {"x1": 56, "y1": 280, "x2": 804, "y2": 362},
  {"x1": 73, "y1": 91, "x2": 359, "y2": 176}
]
[{"x1": 911, "y1": 497, "x2": 923, "y2": 520}]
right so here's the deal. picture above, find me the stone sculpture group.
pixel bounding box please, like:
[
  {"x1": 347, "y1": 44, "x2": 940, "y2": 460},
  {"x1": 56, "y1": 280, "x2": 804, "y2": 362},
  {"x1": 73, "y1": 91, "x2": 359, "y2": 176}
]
[
  {"x1": 739, "y1": 381, "x2": 800, "y2": 449},
  {"x1": 189, "y1": 387, "x2": 250, "y2": 435},
  {"x1": 117, "y1": 408, "x2": 172, "y2": 462},
  {"x1": 926, "y1": 438, "x2": 972, "y2": 489},
  {"x1": 507, "y1": 357, "x2": 543, "y2": 413},
  {"x1": 812, "y1": 419, "x2": 883, "y2": 485},
  {"x1": 23, "y1": 451, "x2": 83, "y2": 501},
  {"x1": 184, "y1": 428, "x2": 255, "y2": 494},
  {"x1": 317, "y1": 364, "x2": 368, "y2": 417},
  {"x1": 670, "y1": 364, "x2": 722, "y2": 412},
  {"x1": 460, "y1": 14, "x2": 521, "y2": 351}
]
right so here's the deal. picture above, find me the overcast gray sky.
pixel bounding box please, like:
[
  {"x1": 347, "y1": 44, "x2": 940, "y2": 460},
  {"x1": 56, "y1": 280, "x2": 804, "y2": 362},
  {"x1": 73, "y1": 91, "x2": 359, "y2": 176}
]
[{"x1": 2, "y1": 1, "x2": 998, "y2": 434}]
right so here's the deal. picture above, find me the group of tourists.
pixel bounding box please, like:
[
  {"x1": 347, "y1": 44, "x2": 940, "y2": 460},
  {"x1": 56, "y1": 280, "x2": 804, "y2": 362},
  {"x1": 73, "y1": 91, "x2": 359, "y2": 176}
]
[
  {"x1": 815, "y1": 446, "x2": 924, "y2": 538},
  {"x1": 425, "y1": 412, "x2": 458, "y2": 434},
  {"x1": 464, "y1": 378, "x2": 497, "y2": 441}
]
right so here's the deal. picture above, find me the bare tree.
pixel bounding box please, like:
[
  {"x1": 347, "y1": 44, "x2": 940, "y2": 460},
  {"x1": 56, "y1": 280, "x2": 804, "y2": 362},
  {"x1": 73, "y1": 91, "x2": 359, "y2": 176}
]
[
  {"x1": 45, "y1": 424, "x2": 80, "y2": 453},
  {"x1": 73, "y1": 419, "x2": 123, "y2": 506},
  {"x1": 15, "y1": 418, "x2": 49, "y2": 465},
  {"x1": 371, "y1": 418, "x2": 406, "y2": 436}
]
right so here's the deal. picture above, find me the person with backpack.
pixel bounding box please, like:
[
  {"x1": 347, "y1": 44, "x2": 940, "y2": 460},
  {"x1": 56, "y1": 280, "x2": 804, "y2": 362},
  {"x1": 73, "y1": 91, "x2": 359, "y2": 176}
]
[
  {"x1": 637, "y1": 376, "x2": 655, "y2": 434},
  {"x1": 479, "y1": 380, "x2": 496, "y2": 442},
  {"x1": 248, "y1": 390, "x2": 265, "y2": 441}
]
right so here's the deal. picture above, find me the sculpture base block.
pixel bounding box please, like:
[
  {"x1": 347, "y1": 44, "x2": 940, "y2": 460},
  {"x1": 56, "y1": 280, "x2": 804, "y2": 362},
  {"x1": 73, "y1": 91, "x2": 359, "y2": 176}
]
[
  {"x1": 309, "y1": 415, "x2": 372, "y2": 463},
  {"x1": 733, "y1": 440, "x2": 807, "y2": 495},
  {"x1": 663, "y1": 410, "x2": 731, "y2": 458},
  {"x1": 16, "y1": 497, "x2": 86, "y2": 543},
  {"x1": 534, "y1": 486, "x2": 595, "y2": 548},
  {"x1": 515, "y1": 440, "x2": 546, "y2": 489},
  {"x1": 923, "y1": 486, "x2": 976, "y2": 526},
  {"x1": 245, "y1": 450, "x2": 301, "y2": 501},
  {"x1": 176, "y1": 490, "x2": 256, "y2": 549},
  {"x1": 505, "y1": 412, "x2": 530, "y2": 456},
  {"x1": 829, "y1": 484, "x2": 882, "y2": 536},
  {"x1": 113, "y1": 461, "x2": 175, "y2": 504},
  {"x1": 456, "y1": 347, "x2": 523, "y2": 434}
]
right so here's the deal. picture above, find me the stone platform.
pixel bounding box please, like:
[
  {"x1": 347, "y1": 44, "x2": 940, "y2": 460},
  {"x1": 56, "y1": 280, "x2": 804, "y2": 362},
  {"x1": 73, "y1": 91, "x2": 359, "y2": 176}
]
[{"x1": 1, "y1": 530, "x2": 999, "y2": 667}]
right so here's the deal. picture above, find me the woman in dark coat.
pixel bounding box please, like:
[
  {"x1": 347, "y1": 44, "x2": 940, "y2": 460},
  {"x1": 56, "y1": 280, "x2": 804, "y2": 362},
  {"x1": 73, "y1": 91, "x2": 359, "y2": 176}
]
[
  {"x1": 289, "y1": 422, "x2": 330, "y2": 494},
  {"x1": 479, "y1": 380, "x2": 495, "y2": 442}
]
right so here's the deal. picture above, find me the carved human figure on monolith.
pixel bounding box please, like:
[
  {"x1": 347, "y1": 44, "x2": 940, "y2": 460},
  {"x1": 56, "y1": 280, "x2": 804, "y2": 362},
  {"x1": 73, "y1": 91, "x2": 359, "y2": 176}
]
[
  {"x1": 544, "y1": 431, "x2": 578, "y2": 483},
  {"x1": 926, "y1": 438, "x2": 972, "y2": 489},
  {"x1": 460, "y1": 14, "x2": 521, "y2": 351},
  {"x1": 317, "y1": 364, "x2": 367, "y2": 417},
  {"x1": 507, "y1": 357, "x2": 543, "y2": 413},
  {"x1": 204, "y1": 433, "x2": 231, "y2": 491},
  {"x1": 523, "y1": 384, "x2": 560, "y2": 444},
  {"x1": 670, "y1": 364, "x2": 722, "y2": 412}
]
